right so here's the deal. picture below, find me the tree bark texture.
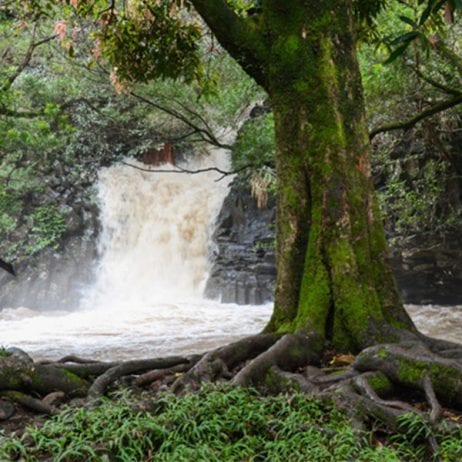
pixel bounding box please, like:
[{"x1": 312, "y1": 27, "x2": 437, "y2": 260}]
[{"x1": 192, "y1": 0, "x2": 417, "y2": 353}]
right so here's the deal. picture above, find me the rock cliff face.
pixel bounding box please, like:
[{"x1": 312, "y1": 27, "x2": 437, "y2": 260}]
[
  {"x1": 205, "y1": 182, "x2": 276, "y2": 305},
  {"x1": 0, "y1": 230, "x2": 98, "y2": 311},
  {"x1": 205, "y1": 179, "x2": 462, "y2": 306},
  {"x1": 390, "y1": 234, "x2": 462, "y2": 305}
]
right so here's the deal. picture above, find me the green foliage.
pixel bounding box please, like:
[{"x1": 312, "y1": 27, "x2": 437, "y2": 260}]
[
  {"x1": 26, "y1": 205, "x2": 66, "y2": 254},
  {"x1": 375, "y1": 0, "x2": 461, "y2": 62},
  {"x1": 376, "y1": 155, "x2": 456, "y2": 241},
  {"x1": 359, "y1": 1, "x2": 461, "y2": 243},
  {"x1": 97, "y1": 7, "x2": 203, "y2": 85},
  {"x1": 232, "y1": 112, "x2": 275, "y2": 170},
  {"x1": 0, "y1": 5, "x2": 261, "y2": 262},
  {"x1": 0, "y1": 0, "x2": 459, "y2": 261},
  {"x1": 392, "y1": 412, "x2": 462, "y2": 461},
  {"x1": 1, "y1": 386, "x2": 461, "y2": 461},
  {"x1": 0, "y1": 385, "x2": 452, "y2": 462}
]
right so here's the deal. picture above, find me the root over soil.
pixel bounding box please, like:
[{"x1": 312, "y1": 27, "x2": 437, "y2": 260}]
[{"x1": 1, "y1": 331, "x2": 462, "y2": 451}]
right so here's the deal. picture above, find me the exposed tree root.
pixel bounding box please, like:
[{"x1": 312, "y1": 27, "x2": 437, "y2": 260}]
[
  {"x1": 326, "y1": 381, "x2": 412, "y2": 431},
  {"x1": 0, "y1": 355, "x2": 89, "y2": 397},
  {"x1": 172, "y1": 333, "x2": 281, "y2": 392},
  {"x1": 88, "y1": 355, "x2": 199, "y2": 399},
  {"x1": 311, "y1": 368, "x2": 358, "y2": 384},
  {"x1": 1, "y1": 332, "x2": 462, "y2": 441},
  {"x1": 53, "y1": 355, "x2": 100, "y2": 364},
  {"x1": 53, "y1": 361, "x2": 121, "y2": 378},
  {"x1": 135, "y1": 363, "x2": 193, "y2": 387},
  {"x1": 1, "y1": 391, "x2": 54, "y2": 415},
  {"x1": 423, "y1": 375, "x2": 443, "y2": 423},
  {"x1": 352, "y1": 373, "x2": 413, "y2": 412},
  {"x1": 354, "y1": 342, "x2": 462, "y2": 408}
]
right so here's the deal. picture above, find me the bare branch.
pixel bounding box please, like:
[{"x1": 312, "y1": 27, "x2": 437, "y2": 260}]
[
  {"x1": 370, "y1": 94, "x2": 462, "y2": 139},
  {"x1": 412, "y1": 66, "x2": 462, "y2": 97},
  {"x1": 120, "y1": 160, "x2": 256, "y2": 182}
]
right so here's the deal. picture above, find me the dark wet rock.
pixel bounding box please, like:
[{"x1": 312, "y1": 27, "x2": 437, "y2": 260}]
[
  {"x1": 0, "y1": 234, "x2": 98, "y2": 311},
  {"x1": 390, "y1": 233, "x2": 462, "y2": 305},
  {"x1": 0, "y1": 399, "x2": 15, "y2": 420},
  {"x1": 206, "y1": 181, "x2": 462, "y2": 306},
  {"x1": 205, "y1": 179, "x2": 275, "y2": 305}
]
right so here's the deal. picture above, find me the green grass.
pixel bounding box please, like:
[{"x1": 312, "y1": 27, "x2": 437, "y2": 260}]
[{"x1": 0, "y1": 385, "x2": 461, "y2": 461}]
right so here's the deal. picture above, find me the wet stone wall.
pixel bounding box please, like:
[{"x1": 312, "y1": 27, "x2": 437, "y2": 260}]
[{"x1": 206, "y1": 180, "x2": 462, "y2": 306}]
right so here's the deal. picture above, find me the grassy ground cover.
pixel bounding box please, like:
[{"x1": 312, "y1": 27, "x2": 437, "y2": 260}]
[{"x1": 1, "y1": 385, "x2": 461, "y2": 461}]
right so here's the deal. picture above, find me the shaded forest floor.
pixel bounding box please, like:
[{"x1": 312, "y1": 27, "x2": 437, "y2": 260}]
[{"x1": 2, "y1": 336, "x2": 462, "y2": 461}]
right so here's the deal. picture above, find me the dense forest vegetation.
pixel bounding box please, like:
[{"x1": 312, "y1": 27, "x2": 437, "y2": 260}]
[
  {"x1": 0, "y1": 0, "x2": 462, "y2": 460},
  {"x1": 0, "y1": 1, "x2": 460, "y2": 262}
]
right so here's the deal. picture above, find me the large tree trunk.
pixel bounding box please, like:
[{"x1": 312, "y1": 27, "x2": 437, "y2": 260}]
[{"x1": 262, "y1": 1, "x2": 416, "y2": 352}]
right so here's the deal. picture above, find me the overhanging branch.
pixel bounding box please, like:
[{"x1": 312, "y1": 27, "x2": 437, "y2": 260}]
[
  {"x1": 129, "y1": 91, "x2": 233, "y2": 150},
  {"x1": 1, "y1": 27, "x2": 57, "y2": 93},
  {"x1": 369, "y1": 94, "x2": 462, "y2": 139},
  {"x1": 411, "y1": 66, "x2": 462, "y2": 97},
  {"x1": 190, "y1": 0, "x2": 267, "y2": 88},
  {"x1": 120, "y1": 160, "x2": 255, "y2": 182}
]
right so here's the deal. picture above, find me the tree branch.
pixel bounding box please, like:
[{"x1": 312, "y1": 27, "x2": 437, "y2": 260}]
[
  {"x1": 369, "y1": 94, "x2": 462, "y2": 139},
  {"x1": 190, "y1": 0, "x2": 267, "y2": 88},
  {"x1": 412, "y1": 66, "x2": 462, "y2": 97},
  {"x1": 1, "y1": 27, "x2": 57, "y2": 93},
  {"x1": 120, "y1": 160, "x2": 256, "y2": 182},
  {"x1": 129, "y1": 90, "x2": 232, "y2": 149}
]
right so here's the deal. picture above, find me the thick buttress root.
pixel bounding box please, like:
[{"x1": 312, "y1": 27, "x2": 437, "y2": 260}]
[{"x1": 1, "y1": 334, "x2": 462, "y2": 440}]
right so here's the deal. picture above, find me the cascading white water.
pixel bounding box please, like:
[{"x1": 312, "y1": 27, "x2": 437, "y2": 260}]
[
  {"x1": 82, "y1": 151, "x2": 230, "y2": 308},
  {"x1": 0, "y1": 148, "x2": 272, "y2": 360}
]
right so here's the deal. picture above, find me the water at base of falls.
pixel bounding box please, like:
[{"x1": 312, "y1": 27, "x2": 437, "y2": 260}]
[
  {"x1": 0, "y1": 301, "x2": 272, "y2": 361},
  {"x1": 1, "y1": 302, "x2": 460, "y2": 361}
]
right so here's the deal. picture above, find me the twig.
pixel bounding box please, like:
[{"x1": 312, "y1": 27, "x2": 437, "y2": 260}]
[{"x1": 129, "y1": 91, "x2": 233, "y2": 150}]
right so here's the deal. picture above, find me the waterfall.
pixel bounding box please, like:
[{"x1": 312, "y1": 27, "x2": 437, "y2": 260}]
[
  {"x1": 81, "y1": 149, "x2": 230, "y2": 308},
  {"x1": 0, "y1": 147, "x2": 272, "y2": 361}
]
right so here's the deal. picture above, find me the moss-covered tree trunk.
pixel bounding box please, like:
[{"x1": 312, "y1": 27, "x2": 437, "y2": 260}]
[
  {"x1": 262, "y1": 2, "x2": 417, "y2": 352},
  {"x1": 193, "y1": 0, "x2": 417, "y2": 353}
]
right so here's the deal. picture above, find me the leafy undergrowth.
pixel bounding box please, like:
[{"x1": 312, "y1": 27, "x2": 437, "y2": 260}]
[{"x1": 0, "y1": 385, "x2": 461, "y2": 461}]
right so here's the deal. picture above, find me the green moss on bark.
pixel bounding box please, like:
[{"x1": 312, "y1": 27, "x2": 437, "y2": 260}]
[{"x1": 262, "y1": 1, "x2": 415, "y2": 353}]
